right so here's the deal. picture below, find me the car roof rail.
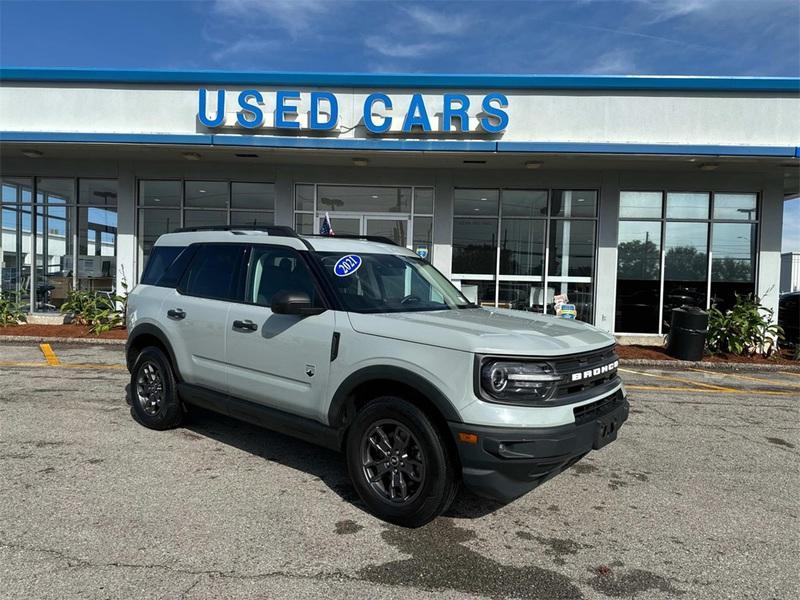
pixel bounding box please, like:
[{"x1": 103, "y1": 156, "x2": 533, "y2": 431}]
[
  {"x1": 304, "y1": 234, "x2": 398, "y2": 246},
  {"x1": 173, "y1": 225, "x2": 299, "y2": 237}
]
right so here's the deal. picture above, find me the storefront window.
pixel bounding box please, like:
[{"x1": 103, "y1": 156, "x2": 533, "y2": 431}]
[
  {"x1": 293, "y1": 184, "x2": 434, "y2": 259},
  {"x1": 36, "y1": 178, "x2": 74, "y2": 311},
  {"x1": 452, "y1": 188, "x2": 597, "y2": 320},
  {"x1": 138, "y1": 179, "x2": 275, "y2": 277},
  {"x1": 616, "y1": 190, "x2": 758, "y2": 334},
  {"x1": 78, "y1": 179, "x2": 118, "y2": 293},
  {"x1": 1, "y1": 177, "x2": 33, "y2": 302}
]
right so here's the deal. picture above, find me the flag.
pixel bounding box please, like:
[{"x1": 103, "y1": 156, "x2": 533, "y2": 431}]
[{"x1": 320, "y1": 212, "x2": 335, "y2": 236}]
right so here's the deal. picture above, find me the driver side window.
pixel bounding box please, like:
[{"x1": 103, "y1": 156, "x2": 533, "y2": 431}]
[{"x1": 247, "y1": 246, "x2": 321, "y2": 308}]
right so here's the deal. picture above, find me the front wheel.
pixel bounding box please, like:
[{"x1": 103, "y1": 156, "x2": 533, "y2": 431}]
[
  {"x1": 130, "y1": 347, "x2": 183, "y2": 430},
  {"x1": 346, "y1": 397, "x2": 458, "y2": 527}
]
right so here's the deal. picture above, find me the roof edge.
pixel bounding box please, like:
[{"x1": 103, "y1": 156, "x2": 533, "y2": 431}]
[{"x1": 1, "y1": 67, "x2": 799, "y2": 92}]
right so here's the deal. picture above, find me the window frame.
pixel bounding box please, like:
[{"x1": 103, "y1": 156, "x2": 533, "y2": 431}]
[{"x1": 176, "y1": 242, "x2": 249, "y2": 303}]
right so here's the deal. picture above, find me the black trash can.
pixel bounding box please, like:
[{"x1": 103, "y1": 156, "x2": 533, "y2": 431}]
[{"x1": 666, "y1": 306, "x2": 708, "y2": 361}]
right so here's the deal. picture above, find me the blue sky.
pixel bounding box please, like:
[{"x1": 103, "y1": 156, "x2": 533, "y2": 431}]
[
  {"x1": 1, "y1": 0, "x2": 798, "y2": 250},
  {"x1": 1, "y1": 0, "x2": 798, "y2": 75}
]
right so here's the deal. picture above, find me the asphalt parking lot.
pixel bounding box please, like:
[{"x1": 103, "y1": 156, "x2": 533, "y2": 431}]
[{"x1": 1, "y1": 341, "x2": 798, "y2": 599}]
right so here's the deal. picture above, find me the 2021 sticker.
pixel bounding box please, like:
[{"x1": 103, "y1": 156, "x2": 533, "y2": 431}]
[{"x1": 334, "y1": 254, "x2": 362, "y2": 277}]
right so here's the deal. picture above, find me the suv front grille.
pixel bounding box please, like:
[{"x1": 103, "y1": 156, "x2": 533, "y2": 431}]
[
  {"x1": 549, "y1": 345, "x2": 620, "y2": 404},
  {"x1": 573, "y1": 391, "x2": 623, "y2": 425}
]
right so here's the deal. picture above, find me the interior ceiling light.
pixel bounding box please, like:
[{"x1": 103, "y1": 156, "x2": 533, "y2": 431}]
[
  {"x1": 699, "y1": 163, "x2": 719, "y2": 171},
  {"x1": 198, "y1": 189, "x2": 207, "y2": 193},
  {"x1": 525, "y1": 161, "x2": 543, "y2": 169},
  {"x1": 182, "y1": 152, "x2": 202, "y2": 160},
  {"x1": 22, "y1": 149, "x2": 43, "y2": 158},
  {"x1": 371, "y1": 194, "x2": 379, "y2": 199},
  {"x1": 352, "y1": 158, "x2": 368, "y2": 166}
]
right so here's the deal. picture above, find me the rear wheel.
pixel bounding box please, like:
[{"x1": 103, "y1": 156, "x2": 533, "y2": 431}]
[
  {"x1": 346, "y1": 396, "x2": 458, "y2": 527},
  {"x1": 130, "y1": 347, "x2": 183, "y2": 430}
]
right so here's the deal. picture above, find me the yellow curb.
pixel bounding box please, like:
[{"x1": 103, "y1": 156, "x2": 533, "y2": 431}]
[
  {"x1": 619, "y1": 367, "x2": 738, "y2": 392},
  {"x1": 687, "y1": 367, "x2": 800, "y2": 389}
]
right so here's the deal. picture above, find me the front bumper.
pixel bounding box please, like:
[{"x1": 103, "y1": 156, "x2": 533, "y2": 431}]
[{"x1": 448, "y1": 390, "x2": 629, "y2": 503}]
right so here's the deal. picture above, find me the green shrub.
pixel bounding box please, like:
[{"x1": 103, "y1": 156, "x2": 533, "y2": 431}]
[
  {"x1": 0, "y1": 291, "x2": 27, "y2": 326},
  {"x1": 706, "y1": 294, "x2": 784, "y2": 357},
  {"x1": 60, "y1": 279, "x2": 128, "y2": 334}
]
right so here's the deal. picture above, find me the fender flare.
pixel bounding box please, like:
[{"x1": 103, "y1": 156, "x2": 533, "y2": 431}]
[
  {"x1": 126, "y1": 323, "x2": 181, "y2": 380},
  {"x1": 327, "y1": 365, "x2": 462, "y2": 427}
]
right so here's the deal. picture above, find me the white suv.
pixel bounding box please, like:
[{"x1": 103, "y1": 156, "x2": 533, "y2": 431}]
[{"x1": 126, "y1": 226, "x2": 628, "y2": 527}]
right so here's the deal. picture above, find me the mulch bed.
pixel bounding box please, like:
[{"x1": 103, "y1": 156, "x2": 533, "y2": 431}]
[
  {"x1": 0, "y1": 323, "x2": 128, "y2": 340},
  {"x1": 617, "y1": 344, "x2": 798, "y2": 365}
]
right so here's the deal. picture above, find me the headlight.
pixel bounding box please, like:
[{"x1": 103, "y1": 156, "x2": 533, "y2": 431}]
[{"x1": 479, "y1": 359, "x2": 561, "y2": 404}]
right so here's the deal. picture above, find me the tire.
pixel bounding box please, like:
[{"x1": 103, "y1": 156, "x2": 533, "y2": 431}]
[
  {"x1": 130, "y1": 346, "x2": 184, "y2": 430},
  {"x1": 346, "y1": 396, "x2": 459, "y2": 528}
]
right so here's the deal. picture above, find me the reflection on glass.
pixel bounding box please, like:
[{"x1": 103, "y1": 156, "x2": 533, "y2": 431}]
[
  {"x1": 663, "y1": 221, "x2": 708, "y2": 327},
  {"x1": 184, "y1": 210, "x2": 226, "y2": 229},
  {"x1": 452, "y1": 218, "x2": 497, "y2": 274},
  {"x1": 457, "y1": 280, "x2": 496, "y2": 306},
  {"x1": 454, "y1": 189, "x2": 499, "y2": 216},
  {"x1": 414, "y1": 188, "x2": 434, "y2": 214},
  {"x1": 78, "y1": 179, "x2": 118, "y2": 292},
  {"x1": 713, "y1": 193, "x2": 757, "y2": 220},
  {"x1": 139, "y1": 209, "x2": 180, "y2": 267},
  {"x1": 317, "y1": 185, "x2": 411, "y2": 213},
  {"x1": 36, "y1": 178, "x2": 74, "y2": 311},
  {"x1": 548, "y1": 220, "x2": 595, "y2": 277},
  {"x1": 185, "y1": 181, "x2": 229, "y2": 208},
  {"x1": 498, "y1": 282, "x2": 545, "y2": 312},
  {"x1": 1, "y1": 178, "x2": 33, "y2": 301},
  {"x1": 366, "y1": 219, "x2": 407, "y2": 246},
  {"x1": 295, "y1": 213, "x2": 314, "y2": 234},
  {"x1": 139, "y1": 180, "x2": 180, "y2": 207},
  {"x1": 619, "y1": 191, "x2": 662, "y2": 219},
  {"x1": 550, "y1": 190, "x2": 597, "y2": 218},
  {"x1": 232, "y1": 182, "x2": 275, "y2": 210},
  {"x1": 711, "y1": 222, "x2": 756, "y2": 311},
  {"x1": 549, "y1": 282, "x2": 594, "y2": 323},
  {"x1": 413, "y1": 216, "x2": 432, "y2": 260},
  {"x1": 295, "y1": 184, "x2": 315, "y2": 211},
  {"x1": 327, "y1": 217, "x2": 360, "y2": 236},
  {"x1": 500, "y1": 219, "x2": 544, "y2": 275},
  {"x1": 231, "y1": 211, "x2": 274, "y2": 227},
  {"x1": 501, "y1": 190, "x2": 547, "y2": 218},
  {"x1": 666, "y1": 192, "x2": 709, "y2": 219},
  {"x1": 616, "y1": 221, "x2": 662, "y2": 333}
]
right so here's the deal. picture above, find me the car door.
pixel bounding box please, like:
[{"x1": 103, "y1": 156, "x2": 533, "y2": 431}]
[
  {"x1": 225, "y1": 244, "x2": 336, "y2": 423},
  {"x1": 161, "y1": 243, "x2": 247, "y2": 394}
]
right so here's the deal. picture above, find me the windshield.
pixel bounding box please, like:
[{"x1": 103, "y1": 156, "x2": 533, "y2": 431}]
[{"x1": 316, "y1": 252, "x2": 474, "y2": 313}]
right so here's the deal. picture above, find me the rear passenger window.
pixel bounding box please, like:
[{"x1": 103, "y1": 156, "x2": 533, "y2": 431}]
[
  {"x1": 140, "y1": 246, "x2": 183, "y2": 285},
  {"x1": 247, "y1": 246, "x2": 321, "y2": 308},
  {"x1": 179, "y1": 244, "x2": 246, "y2": 301}
]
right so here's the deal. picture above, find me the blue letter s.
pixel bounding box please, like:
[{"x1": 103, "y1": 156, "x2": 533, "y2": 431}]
[
  {"x1": 479, "y1": 93, "x2": 509, "y2": 133},
  {"x1": 236, "y1": 90, "x2": 263, "y2": 129}
]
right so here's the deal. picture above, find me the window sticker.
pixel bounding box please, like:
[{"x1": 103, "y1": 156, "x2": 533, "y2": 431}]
[{"x1": 334, "y1": 254, "x2": 362, "y2": 277}]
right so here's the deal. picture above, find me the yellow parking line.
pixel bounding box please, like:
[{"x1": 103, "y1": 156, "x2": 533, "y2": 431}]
[
  {"x1": 688, "y1": 367, "x2": 800, "y2": 389},
  {"x1": 626, "y1": 384, "x2": 793, "y2": 396},
  {"x1": 619, "y1": 367, "x2": 738, "y2": 392},
  {"x1": 778, "y1": 371, "x2": 800, "y2": 378},
  {"x1": 0, "y1": 360, "x2": 125, "y2": 370},
  {"x1": 39, "y1": 343, "x2": 60, "y2": 366}
]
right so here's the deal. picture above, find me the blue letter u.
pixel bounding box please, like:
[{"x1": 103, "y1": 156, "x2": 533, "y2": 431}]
[{"x1": 198, "y1": 89, "x2": 225, "y2": 128}]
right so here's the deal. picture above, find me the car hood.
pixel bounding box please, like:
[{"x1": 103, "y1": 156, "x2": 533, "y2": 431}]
[{"x1": 347, "y1": 307, "x2": 615, "y2": 356}]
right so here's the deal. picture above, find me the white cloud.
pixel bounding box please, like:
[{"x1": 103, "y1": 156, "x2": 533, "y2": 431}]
[
  {"x1": 401, "y1": 5, "x2": 471, "y2": 35},
  {"x1": 211, "y1": 0, "x2": 334, "y2": 38},
  {"x1": 210, "y1": 36, "x2": 279, "y2": 63},
  {"x1": 364, "y1": 35, "x2": 445, "y2": 59},
  {"x1": 585, "y1": 49, "x2": 637, "y2": 75}
]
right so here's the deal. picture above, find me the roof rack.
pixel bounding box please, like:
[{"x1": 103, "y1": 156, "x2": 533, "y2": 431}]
[
  {"x1": 173, "y1": 225, "x2": 299, "y2": 237},
  {"x1": 304, "y1": 234, "x2": 398, "y2": 246}
]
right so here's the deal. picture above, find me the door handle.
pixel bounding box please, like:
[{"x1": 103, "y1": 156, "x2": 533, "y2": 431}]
[
  {"x1": 232, "y1": 319, "x2": 258, "y2": 332},
  {"x1": 167, "y1": 308, "x2": 186, "y2": 320}
]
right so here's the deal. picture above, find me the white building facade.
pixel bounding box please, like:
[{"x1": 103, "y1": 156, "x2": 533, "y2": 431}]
[{"x1": 1, "y1": 69, "x2": 798, "y2": 338}]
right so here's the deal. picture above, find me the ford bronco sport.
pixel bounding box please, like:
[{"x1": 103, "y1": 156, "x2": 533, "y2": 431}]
[{"x1": 126, "y1": 226, "x2": 628, "y2": 527}]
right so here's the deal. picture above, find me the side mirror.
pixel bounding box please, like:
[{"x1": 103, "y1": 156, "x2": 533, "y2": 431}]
[{"x1": 271, "y1": 290, "x2": 326, "y2": 316}]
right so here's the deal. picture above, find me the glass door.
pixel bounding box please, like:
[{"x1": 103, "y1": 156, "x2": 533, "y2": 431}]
[{"x1": 364, "y1": 215, "x2": 410, "y2": 247}]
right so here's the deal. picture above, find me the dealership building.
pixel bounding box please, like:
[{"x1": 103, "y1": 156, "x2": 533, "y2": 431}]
[{"x1": 1, "y1": 68, "x2": 798, "y2": 339}]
